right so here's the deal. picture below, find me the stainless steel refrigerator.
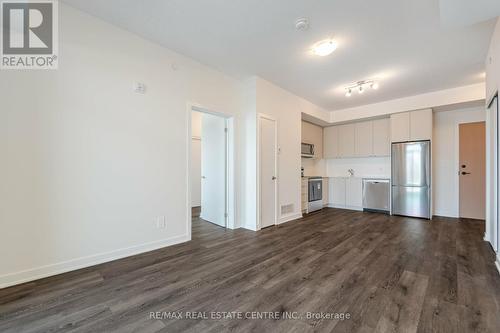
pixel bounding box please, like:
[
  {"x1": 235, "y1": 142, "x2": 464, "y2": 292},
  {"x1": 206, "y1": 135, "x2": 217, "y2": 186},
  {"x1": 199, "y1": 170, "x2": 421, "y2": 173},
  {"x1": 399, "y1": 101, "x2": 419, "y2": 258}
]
[{"x1": 391, "y1": 141, "x2": 431, "y2": 219}]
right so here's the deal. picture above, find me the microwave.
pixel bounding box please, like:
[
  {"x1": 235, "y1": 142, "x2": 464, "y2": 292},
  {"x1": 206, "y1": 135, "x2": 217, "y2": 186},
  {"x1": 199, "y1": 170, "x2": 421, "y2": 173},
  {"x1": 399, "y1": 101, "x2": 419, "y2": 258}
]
[{"x1": 301, "y1": 143, "x2": 315, "y2": 158}]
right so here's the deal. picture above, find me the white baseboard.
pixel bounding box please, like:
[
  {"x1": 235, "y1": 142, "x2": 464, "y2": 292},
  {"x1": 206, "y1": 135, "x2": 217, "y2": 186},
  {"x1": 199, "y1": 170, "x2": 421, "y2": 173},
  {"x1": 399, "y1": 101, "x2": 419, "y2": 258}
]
[
  {"x1": 0, "y1": 234, "x2": 190, "y2": 289},
  {"x1": 279, "y1": 213, "x2": 302, "y2": 225}
]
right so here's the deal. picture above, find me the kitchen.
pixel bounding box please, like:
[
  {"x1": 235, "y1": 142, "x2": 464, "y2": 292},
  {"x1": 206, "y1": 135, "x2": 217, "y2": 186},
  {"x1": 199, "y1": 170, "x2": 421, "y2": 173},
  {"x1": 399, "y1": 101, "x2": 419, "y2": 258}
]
[{"x1": 301, "y1": 109, "x2": 433, "y2": 218}]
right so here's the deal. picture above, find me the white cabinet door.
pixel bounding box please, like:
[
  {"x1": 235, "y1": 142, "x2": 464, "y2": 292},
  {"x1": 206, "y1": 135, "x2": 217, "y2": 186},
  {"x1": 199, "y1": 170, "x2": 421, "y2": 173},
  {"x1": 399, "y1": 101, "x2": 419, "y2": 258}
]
[
  {"x1": 330, "y1": 177, "x2": 346, "y2": 206},
  {"x1": 323, "y1": 126, "x2": 339, "y2": 158},
  {"x1": 373, "y1": 118, "x2": 390, "y2": 156},
  {"x1": 391, "y1": 112, "x2": 410, "y2": 143},
  {"x1": 338, "y1": 124, "x2": 356, "y2": 157},
  {"x1": 346, "y1": 177, "x2": 363, "y2": 208},
  {"x1": 322, "y1": 178, "x2": 329, "y2": 205},
  {"x1": 355, "y1": 121, "x2": 373, "y2": 156},
  {"x1": 410, "y1": 109, "x2": 433, "y2": 141}
]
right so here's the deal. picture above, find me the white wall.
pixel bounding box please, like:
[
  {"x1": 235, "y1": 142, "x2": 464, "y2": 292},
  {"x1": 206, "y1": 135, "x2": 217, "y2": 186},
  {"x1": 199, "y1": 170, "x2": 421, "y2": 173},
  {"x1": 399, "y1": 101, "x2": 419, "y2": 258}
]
[
  {"x1": 433, "y1": 107, "x2": 486, "y2": 218},
  {"x1": 326, "y1": 157, "x2": 391, "y2": 178},
  {"x1": 0, "y1": 4, "x2": 255, "y2": 288},
  {"x1": 255, "y1": 78, "x2": 328, "y2": 225}
]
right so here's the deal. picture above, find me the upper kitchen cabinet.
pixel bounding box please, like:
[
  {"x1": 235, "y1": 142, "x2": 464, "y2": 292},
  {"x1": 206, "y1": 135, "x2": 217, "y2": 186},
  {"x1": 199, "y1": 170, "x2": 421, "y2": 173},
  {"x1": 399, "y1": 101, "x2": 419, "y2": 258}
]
[
  {"x1": 324, "y1": 118, "x2": 390, "y2": 158},
  {"x1": 301, "y1": 121, "x2": 323, "y2": 159},
  {"x1": 410, "y1": 109, "x2": 433, "y2": 141},
  {"x1": 372, "y1": 118, "x2": 391, "y2": 156},
  {"x1": 390, "y1": 109, "x2": 432, "y2": 142},
  {"x1": 338, "y1": 124, "x2": 356, "y2": 157},
  {"x1": 355, "y1": 121, "x2": 373, "y2": 156},
  {"x1": 390, "y1": 112, "x2": 410, "y2": 142},
  {"x1": 323, "y1": 125, "x2": 339, "y2": 158}
]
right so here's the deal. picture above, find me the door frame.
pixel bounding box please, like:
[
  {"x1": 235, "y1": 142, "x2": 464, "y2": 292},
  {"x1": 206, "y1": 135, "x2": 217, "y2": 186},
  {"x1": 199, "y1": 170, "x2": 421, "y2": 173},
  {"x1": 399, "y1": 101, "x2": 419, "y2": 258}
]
[
  {"x1": 257, "y1": 113, "x2": 278, "y2": 230},
  {"x1": 456, "y1": 121, "x2": 487, "y2": 220},
  {"x1": 186, "y1": 103, "x2": 235, "y2": 239},
  {"x1": 455, "y1": 119, "x2": 488, "y2": 219},
  {"x1": 485, "y1": 93, "x2": 498, "y2": 252}
]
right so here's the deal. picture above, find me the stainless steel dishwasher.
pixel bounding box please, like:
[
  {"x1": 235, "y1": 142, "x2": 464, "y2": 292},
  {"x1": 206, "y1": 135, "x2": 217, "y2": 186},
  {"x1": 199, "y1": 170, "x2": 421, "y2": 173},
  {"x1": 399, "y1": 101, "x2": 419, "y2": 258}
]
[{"x1": 362, "y1": 179, "x2": 390, "y2": 213}]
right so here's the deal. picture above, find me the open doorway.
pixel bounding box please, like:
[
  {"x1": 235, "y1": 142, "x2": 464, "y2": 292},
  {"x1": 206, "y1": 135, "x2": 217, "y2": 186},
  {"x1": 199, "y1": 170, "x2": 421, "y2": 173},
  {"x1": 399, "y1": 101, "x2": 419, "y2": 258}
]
[
  {"x1": 188, "y1": 106, "x2": 234, "y2": 236},
  {"x1": 459, "y1": 121, "x2": 486, "y2": 220}
]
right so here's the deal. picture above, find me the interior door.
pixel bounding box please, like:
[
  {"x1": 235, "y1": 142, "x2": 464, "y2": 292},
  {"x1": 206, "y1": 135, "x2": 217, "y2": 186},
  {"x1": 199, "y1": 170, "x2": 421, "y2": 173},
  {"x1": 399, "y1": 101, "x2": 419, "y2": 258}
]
[
  {"x1": 259, "y1": 116, "x2": 277, "y2": 229},
  {"x1": 459, "y1": 122, "x2": 486, "y2": 220},
  {"x1": 201, "y1": 113, "x2": 226, "y2": 227}
]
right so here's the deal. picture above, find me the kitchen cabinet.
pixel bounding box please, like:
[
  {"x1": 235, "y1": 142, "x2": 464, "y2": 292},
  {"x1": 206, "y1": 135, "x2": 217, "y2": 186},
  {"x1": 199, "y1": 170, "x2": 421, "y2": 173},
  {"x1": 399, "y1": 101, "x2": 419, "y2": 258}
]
[
  {"x1": 323, "y1": 126, "x2": 339, "y2": 158},
  {"x1": 330, "y1": 177, "x2": 346, "y2": 206},
  {"x1": 324, "y1": 119, "x2": 390, "y2": 159},
  {"x1": 372, "y1": 118, "x2": 391, "y2": 156},
  {"x1": 346, "y1": 177, "x2": 363, "y2": 208},
  {"x1": 301, "y1": 178, "x2": 308, "y2": 213},
  {"x1": 328, "y1": 177, "x2": 363, "y2": 210},
  {"x1": 390, "y1": 109, "x2": 432, "y2": 142},
  {"x1": 355, "y1": 121, "x2": 373, "y2": 156},
  {"x1": 410, "y1": 109, "x2": 433, "y2": 141},
  {"x1": 301, "y1": 121, "x2": 324, "y2": 159},
  {"x1": 390, "y1": 112, "x2": 410, "y2": 142},
  {"x1": 322, "y1": 178, "x2": 329, "y2": 206},
  {"x1": 338, "y1": 124, "x2": 355, "y2": 157}
]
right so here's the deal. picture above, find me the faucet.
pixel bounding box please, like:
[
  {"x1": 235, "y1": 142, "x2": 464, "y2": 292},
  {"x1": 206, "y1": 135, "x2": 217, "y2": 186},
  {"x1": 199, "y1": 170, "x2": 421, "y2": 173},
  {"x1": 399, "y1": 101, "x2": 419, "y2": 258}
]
[{"x1": 348, "y1": 169, "x2": 355, "y2": 177}]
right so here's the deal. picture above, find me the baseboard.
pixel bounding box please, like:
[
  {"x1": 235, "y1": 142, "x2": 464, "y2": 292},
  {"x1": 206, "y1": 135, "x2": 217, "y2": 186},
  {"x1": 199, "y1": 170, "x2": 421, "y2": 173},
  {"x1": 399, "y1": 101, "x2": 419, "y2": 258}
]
[
  {"x1": 279, "y1": 213, "x2": 302, "y2": 225},
  {"x1": 0, "y1": 234, "x2": 190, "y2": 289}
]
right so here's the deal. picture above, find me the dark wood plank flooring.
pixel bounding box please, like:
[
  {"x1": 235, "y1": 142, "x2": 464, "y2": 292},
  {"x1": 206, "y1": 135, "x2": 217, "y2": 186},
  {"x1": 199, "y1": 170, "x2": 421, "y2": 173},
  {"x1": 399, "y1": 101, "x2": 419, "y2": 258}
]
[{"x1": 1, "y1": 208, "x2": 500, "y2": 332}]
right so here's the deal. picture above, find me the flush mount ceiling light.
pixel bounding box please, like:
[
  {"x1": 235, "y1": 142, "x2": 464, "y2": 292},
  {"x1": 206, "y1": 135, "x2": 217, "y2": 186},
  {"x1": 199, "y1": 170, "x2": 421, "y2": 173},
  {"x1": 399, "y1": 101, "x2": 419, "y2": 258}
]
[
  {"x1": 312, "y1": 39, "x2": 337, "y2": 56},
  {"x1": 344, "y1": 80, "x2": 379, "y2": 97}
]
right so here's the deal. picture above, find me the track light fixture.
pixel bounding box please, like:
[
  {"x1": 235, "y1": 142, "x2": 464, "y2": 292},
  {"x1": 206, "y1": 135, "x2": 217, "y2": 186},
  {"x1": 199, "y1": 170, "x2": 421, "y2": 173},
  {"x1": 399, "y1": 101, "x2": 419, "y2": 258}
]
[{"x1": 344, "y1": 80, "x2": 379, "y2": 97}]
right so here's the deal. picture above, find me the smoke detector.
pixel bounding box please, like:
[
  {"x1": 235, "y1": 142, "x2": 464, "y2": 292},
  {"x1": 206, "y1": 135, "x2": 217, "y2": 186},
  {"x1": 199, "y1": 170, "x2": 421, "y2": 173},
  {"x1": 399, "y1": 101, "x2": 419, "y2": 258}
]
[{"x1": 295, "y1": 18, "x2": 309, "y2": 31}]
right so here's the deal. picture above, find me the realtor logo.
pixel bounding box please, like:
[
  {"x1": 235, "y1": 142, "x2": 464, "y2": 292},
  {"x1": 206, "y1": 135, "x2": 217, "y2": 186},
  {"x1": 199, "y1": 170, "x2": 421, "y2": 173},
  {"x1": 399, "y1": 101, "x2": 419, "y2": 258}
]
[{"x1": 1, "y1": 0, "x2": 58, "y2": 69}]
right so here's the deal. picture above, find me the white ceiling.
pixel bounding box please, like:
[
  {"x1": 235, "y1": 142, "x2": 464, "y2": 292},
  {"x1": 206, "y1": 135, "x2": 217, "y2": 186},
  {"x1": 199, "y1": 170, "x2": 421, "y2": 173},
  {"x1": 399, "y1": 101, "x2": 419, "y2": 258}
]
[{"x1": 62, "y1": 0, "x2": 496, "y2": 111}]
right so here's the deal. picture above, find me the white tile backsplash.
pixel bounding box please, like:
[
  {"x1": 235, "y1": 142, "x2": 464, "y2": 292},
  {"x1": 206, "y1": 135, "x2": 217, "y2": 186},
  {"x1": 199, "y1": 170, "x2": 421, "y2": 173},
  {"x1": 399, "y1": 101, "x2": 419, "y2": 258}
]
[{"x1": 326, "y1": 157, "x2": 391, "y2": 178}]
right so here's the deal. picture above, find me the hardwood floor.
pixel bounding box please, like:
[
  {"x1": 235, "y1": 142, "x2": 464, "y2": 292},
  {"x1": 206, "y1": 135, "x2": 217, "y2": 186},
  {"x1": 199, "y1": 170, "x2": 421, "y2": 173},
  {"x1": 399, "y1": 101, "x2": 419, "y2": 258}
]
[{"x1": 1, "y1": 208, "x2": 500, "y2": 332}]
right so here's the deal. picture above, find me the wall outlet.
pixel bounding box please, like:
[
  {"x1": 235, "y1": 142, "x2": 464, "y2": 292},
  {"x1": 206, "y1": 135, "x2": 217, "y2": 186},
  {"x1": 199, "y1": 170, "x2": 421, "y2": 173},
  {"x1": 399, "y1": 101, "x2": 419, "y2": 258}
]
[{"x1": 156, "y1": 216, "x2": 167, "y2": 229}]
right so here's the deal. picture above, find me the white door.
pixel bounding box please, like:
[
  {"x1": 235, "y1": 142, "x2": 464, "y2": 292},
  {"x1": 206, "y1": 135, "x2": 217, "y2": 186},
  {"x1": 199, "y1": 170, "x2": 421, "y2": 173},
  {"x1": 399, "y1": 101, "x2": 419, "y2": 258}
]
[
  {"x1": 201, "y1": 113, "x2": 226, "y2": 227},
  {"x1": 259, "y1": 116, "x2": 277, "y2": 229}
]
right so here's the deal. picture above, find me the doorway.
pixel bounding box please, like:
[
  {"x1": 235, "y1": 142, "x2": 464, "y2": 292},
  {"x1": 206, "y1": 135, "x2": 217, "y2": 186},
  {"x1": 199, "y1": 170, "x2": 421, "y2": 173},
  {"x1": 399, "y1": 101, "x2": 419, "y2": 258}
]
[
  {"x1": 459, "y1": 121, "x2": 486, "y2": 220},
  {"x1": 258, "y1": 114, "x2": 278, "y2": 229},
  {"x1": 188, "y1": 106, "x2": 234, "y2": 235}
]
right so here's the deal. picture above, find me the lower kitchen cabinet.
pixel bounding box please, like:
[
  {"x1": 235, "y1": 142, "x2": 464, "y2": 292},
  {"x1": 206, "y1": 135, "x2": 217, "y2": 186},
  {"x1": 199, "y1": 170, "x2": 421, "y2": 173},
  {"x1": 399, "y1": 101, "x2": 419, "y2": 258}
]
[
  {"x1": 346, "y1": 177, "x2": 363, "y2": 208},
  {"x1": 328, "y1": 177, "x2": 363, "y2": 211},
  {"x1": 329, "y1": 177, "x2": 346, "y2": 206}
]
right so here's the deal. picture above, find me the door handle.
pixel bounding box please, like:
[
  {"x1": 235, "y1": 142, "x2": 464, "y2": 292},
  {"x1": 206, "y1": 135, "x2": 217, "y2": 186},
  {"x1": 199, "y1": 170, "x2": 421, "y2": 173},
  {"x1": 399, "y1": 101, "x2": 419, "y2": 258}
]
[
  {"x1": 202, "y1": 176, "x2": 206, "y2": 179},
  {"x1": 272, "y1": 176, "x2": 277, "y2": 180},
  {"x1": 461, "y1": 172, "x2": 471, "y2": 175}
]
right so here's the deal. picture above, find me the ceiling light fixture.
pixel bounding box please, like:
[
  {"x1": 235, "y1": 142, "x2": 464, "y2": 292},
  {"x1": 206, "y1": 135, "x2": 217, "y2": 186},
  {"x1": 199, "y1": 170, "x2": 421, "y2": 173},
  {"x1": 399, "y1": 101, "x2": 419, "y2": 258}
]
[
  {"x1": 312, "y1": 39, "x2": 337, "y2": 56},
  {"x1": 344, "y1": 80, "x2": 379, "y2": 97}
]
